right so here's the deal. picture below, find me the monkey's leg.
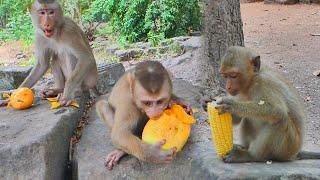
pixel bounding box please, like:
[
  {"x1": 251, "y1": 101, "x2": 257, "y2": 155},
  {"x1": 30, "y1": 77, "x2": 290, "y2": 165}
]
[
  {"x1": 96, "y1": 96, "x2": 115, "y2": 129},
  {"x1": 223, "y1": 144, "x2": 259, "y2": 163},
  {"x1": 96, "y1": 97, "x2": 127, "y2": 169},
  {"x1": 40, "y1": 55, "x2": 65, "y2": 99},
  {"x1": 239, "y1": 119, "x2": 255, "y2": 149},
  {"x1": 224, "y1": 122, "x2": 271, "y2": 163}
]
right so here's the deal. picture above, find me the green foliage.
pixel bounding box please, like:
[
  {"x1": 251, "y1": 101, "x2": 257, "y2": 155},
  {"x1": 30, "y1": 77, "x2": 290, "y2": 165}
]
[
  {"x1": 0, "y1": 0, "x2": 201, "y2": 45},
  {"x1": 107, "y1": 0, "x2": 201, "y2": 44},
  {"x1": 0, "y1": 0, "x2": 34, "y2": 43},
  {"x1": 83, "y1": 0, "x2": 109, "y2": 23}
]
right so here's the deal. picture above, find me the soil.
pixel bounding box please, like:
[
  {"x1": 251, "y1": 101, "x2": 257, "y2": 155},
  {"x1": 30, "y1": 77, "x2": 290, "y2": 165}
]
[{"x1": 241, "y1": 2, "x2": 320, "y2": 151}]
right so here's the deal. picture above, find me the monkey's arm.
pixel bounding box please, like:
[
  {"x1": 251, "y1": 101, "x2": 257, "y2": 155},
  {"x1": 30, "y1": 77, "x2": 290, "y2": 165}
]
[
  {"x1": 231, "y1": 114, "x2": 242, "y2": 125},
  {"x1": 217, "y1": 97, "x2": 289, "y2": 124},
  {"x1": 110, "y1": 108, "x2": 149, "y2": 161},
  {"x1": 63, "y1": 40, "x2": 96, "y2": 99},
  {"x1": 20, "y1": 50, "x2": 50, "y2": 88}
]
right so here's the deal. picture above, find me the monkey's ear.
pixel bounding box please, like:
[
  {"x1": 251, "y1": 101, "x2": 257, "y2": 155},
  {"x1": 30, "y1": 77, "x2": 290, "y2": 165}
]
[
  {"x1": 252, "y1": 56, "x2": 261, "y2": 72},
  {"x1": 127, "y1": 72, "x2": 135, "y2": 94}
]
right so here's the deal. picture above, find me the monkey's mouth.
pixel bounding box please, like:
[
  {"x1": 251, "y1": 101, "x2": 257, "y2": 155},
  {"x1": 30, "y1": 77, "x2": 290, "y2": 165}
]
[
  {"x1": 228, "y1": 90, "x2": 239, "y2": 96},
  {"x1": 44, "y1": 29, "x2": 54, "y2": 37}
]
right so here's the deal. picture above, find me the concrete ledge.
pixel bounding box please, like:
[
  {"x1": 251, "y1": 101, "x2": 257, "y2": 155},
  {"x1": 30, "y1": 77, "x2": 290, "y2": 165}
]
[
  {"x1": 0, "y1": 93, "x2": 89, "y2": 180},
  {"x1": 190, "y1": 153, "x2": 320, "y2": 179},
  {"x1": 0, "y1": 66, "x2": 32, "y2": 90}
]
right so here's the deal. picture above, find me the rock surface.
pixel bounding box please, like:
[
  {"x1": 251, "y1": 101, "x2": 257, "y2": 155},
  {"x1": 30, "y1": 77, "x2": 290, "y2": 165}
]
[
  {"x1": 95, "y1": 63, "x2": 125, "y2": 95},
  {"x1": 74, "y1": 79, "x2": 320, "y2": 180},
  {"x1": 0, "y1": 66, "x2": 32, "y2": 90},
  {"x1": 0, "y1": 93, "x2": 89, "y2": 180},
  {"x1": 74, "y1": 79, "x2": 209, "y2": 180},
  {"x1": 190, "y1": 153, "x2": 320, "y2": 179}
]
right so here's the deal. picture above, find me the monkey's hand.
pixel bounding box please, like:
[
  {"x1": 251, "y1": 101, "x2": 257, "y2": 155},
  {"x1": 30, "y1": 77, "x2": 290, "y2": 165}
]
[
  {"x1": 144, "y1": 140, "x2": 177, "y2": 164},
  {"x1": 215, "y1": 96, "x2": 237, "y2": 114},
  {"x1": 40, "y1": 88, "x2": 64, "y2": 99}
]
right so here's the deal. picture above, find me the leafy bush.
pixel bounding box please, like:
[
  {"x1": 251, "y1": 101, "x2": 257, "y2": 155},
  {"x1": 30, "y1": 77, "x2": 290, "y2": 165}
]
[
  {"x1": 0, "y1": 0, "x2": 34, "y2": 43},
  {"x1": 0, "y1": 0, "x2": 201, "y2": 45},
  {"x1": 107, "y1": 0, "x2": 201, "y2": 44}
]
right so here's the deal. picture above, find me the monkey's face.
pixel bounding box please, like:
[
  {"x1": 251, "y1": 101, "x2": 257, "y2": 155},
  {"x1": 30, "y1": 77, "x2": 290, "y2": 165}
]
[
  {"x1": 220, "y1": 68, "x2": 244, "y2": 96},
  {"x1": 31, "y1": 1, "x2": 62, "y2": 38},
  {"x1": 37, "y1": 9, "x2": 57, "y2": 37},
  {"x1": 133, "y1": 82, "x2": 171, "y2": 118}
]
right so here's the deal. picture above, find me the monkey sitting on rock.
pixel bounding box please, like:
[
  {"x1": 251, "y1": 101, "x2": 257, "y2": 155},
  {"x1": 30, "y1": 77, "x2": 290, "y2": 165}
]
[{"x1": 216, "y1": 46, "x2": 320, "y2": 163}]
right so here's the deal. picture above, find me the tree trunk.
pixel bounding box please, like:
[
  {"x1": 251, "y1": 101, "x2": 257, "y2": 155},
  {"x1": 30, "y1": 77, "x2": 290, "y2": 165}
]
[{"x1": 200, "y1": 0, "x2": 244, "y2": 95}]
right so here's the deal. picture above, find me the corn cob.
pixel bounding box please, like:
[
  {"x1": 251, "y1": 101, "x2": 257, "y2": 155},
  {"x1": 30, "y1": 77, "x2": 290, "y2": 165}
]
[{"x1": 207, "y1": 102, "x2": 233, "y2": 158}]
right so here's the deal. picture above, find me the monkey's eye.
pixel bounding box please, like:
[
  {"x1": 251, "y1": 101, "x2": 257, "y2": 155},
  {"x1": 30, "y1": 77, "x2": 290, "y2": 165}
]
[
  {"x1": 142, "y1": 101, "x2": 152, "y2": 107},
  {"x1": 229, "y1": 73, "x2": 238, "y2": 79},
  {"x1": 156, "y1": 99, "x2": 164, "y2": 105},
  {"x1": 48, "y1": 10, "x2": 55, "y2": 16},
  {"x1": 38, "y1": 10, "x2": 46, "y2": 15},
  {"x1": 230, "y1": 75, "x2": 237, "y2": 79}
]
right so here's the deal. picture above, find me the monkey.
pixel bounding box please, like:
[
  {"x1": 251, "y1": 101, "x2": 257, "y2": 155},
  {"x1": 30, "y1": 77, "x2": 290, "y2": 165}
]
[
  {"x1": 0, "y1": 0, "x2": 98, "y2": 106},
  {"x1": 95, "y1": 61, "x2": 191, "y2": 170},
  {"x1": 215, "y1": 46, "x2": 320, "y2": 163}
]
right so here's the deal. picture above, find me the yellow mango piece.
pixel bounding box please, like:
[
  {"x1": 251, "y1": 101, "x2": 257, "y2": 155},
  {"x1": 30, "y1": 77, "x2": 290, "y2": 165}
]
[
  {"x1": 70, "y1": 102, "x2": 80, "y2": 108},
  {"x1": 47, "y1": 97, "x2": 79, "y2": 109},
  {"x1": 51, "y1": 102, "x2": 61, "y2": 109},
  {"x1": 46, "y1": 97, "x2": 58, "y2": 102},
  {"x1": 142, "y1": 104, "x2": 195, "y2": 152}
]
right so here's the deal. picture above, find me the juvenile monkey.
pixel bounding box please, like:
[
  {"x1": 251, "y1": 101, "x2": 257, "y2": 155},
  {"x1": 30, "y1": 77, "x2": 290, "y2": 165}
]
[
  {"x1": 0, "y1": 0, "x2": 98, "y2": 106},
  {"x1": 216, "y1": 46, "x2": 320, "y2": 163},
  {"x1": 96, "y1": 61, "x2": 189, "y2": 170}
]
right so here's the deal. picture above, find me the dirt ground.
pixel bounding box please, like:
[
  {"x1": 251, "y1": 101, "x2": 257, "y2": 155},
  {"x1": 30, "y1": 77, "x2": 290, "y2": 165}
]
[
  {"x1": 241, "y1": 2, "x2": 320, "y2": 151},
  {"x1": 0, "y1": 2, "x2": 319, "y2": 150}
]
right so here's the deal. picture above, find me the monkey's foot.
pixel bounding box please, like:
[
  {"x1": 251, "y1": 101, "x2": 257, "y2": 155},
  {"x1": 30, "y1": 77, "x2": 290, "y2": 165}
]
[
  {"x1": 223, "y1": 146, "x2": 251, "y2": 163},
  {"x1": 40, "y1": 89, "x2": 64, "y2": 99},
  {"x1": 104, "y1": 149, "x2": 126, "y2": 170}
]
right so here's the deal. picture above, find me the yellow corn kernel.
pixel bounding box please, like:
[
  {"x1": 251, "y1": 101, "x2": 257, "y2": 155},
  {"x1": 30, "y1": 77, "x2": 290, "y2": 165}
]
[{"x1": 207, "y1": 102, "x2": 233, "y2": 158}]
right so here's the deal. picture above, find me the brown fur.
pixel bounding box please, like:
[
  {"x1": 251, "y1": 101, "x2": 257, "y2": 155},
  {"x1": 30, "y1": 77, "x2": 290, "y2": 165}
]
[
  {"x1": 134, "y1": 61, "x2": 172, "y2": 94},
  {"x1": 217, "y1": 46, "x2": 308, "y2": 163},
  {"x1": 20, "y1": 0, "x2": 98, "y2": 102},
  {"x1": 96, "y1": 61, "x2": 178, "y2": 170}
]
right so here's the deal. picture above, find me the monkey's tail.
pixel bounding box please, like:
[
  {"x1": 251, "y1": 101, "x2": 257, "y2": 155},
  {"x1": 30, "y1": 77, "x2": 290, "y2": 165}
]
[{"x1": 297, "y1": 151, "x2": 320, "y2": 160}]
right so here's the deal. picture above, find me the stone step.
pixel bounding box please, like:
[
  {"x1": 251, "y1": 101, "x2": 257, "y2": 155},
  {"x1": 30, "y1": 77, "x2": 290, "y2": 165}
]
[
  {"x1": 0, "y1": 63, "x2": 125, "y2": 179},
  {"x1": 0, "y1": 66, "x2": 32, "y2": 90},
  {"x1": 0, "y1": 93, "x2": 89, "y2": 180}
]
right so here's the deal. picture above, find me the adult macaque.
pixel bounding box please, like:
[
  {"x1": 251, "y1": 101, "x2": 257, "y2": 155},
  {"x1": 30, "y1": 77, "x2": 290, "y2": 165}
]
[
  {"x1": 96, "y1": 61, "x2": 189, "y2": 170},
  {"x1": 216, "y1": 46, "x2": 320, "y2": 163},
  {"x1": 0, "y1": 0, "x2": 98, "y2": 106}
]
